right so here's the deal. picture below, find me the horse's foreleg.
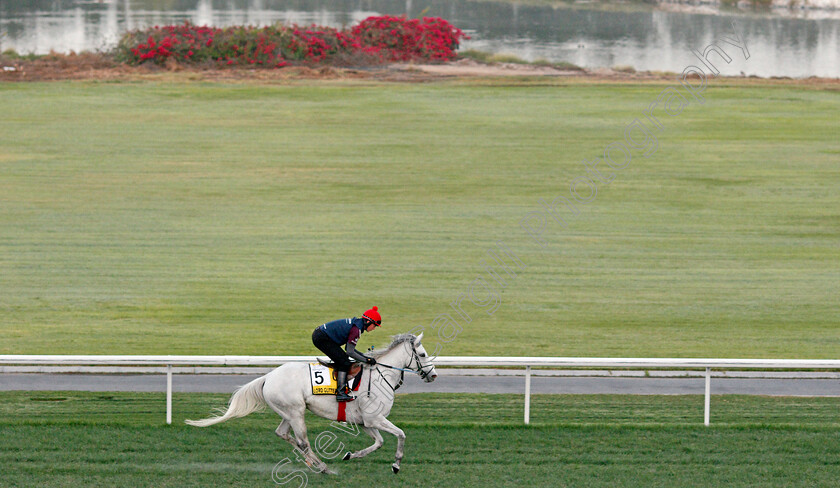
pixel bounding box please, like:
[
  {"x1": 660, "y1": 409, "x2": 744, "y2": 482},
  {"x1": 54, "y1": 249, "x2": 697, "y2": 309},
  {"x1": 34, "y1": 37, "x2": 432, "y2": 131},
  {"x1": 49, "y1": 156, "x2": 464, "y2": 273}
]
[
  {"x1": 343, "y1": 427, "x2": 383, "y2": 461},
  {"x1": 364, "y1": 417, "x2": 405, "y2": 474}
]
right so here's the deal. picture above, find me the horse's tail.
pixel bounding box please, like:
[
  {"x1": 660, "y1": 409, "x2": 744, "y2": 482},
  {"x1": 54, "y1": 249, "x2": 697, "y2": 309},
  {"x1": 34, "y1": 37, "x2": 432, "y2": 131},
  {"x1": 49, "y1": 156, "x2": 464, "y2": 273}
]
[{"x1": 185, "y1": 376, "x2": 266, "y2": 427}]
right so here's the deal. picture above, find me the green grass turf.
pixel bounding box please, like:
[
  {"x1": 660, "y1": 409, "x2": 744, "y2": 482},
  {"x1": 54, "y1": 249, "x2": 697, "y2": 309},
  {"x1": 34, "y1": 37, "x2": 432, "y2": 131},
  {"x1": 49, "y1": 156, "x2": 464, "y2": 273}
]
[
  {"x1": 0, "y1": 80, "x2": 837, "y2": 357},
  {"x1": 1, "y1": 392, "x2": 839, "y2": 487}
]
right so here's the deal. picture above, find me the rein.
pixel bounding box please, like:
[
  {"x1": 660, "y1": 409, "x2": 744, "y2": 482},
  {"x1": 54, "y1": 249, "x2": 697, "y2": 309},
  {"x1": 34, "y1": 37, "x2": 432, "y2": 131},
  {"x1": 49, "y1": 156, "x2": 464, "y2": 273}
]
[
  {"x1": 371, "y1": 364, "x2": 405, "y2": 392},
  {"x1": 377, "y1": 363, "x2": 418, "y2": 375},
  {"x1": 366, "y1": 342, "x2": 433, "y2": 393}
]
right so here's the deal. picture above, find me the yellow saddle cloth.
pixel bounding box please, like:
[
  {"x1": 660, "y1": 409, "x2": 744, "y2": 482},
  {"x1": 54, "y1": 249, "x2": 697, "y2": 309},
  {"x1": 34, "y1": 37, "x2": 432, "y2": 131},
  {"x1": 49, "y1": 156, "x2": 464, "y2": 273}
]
[{"x1": 308, "y1": 363, "x2": 362, "y2": 395}]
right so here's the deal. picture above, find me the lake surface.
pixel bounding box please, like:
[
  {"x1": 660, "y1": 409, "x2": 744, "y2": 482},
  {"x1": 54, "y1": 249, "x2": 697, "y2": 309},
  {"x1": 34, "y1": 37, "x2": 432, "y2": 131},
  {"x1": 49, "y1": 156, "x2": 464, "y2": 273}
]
[{"x1": 1, "y1": 0, "x2": 838, "y2": 77}]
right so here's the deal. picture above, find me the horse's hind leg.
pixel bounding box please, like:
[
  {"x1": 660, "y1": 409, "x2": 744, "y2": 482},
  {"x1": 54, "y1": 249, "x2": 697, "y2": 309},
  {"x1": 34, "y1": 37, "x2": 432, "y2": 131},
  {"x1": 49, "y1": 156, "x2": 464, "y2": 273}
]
[
  {"x1": 275, "y1": 419, "x2": 294, "y2": 445},
  {"x1": 287, "y1": 413, "x2": 334, "y2": 475},
  {"x1": 343, "y1": 427, "x2": 383, "y2": 461},
  {"x1": 271, "y1": 411, "x2": 334, "y2": 475}
]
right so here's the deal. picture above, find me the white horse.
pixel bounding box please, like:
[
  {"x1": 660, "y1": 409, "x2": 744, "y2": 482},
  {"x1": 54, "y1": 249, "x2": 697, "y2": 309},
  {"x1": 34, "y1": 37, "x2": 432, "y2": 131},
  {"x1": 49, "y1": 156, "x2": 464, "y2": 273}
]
[{"x1": 186, "y1": 333, "x2": 437, "y2": 474}]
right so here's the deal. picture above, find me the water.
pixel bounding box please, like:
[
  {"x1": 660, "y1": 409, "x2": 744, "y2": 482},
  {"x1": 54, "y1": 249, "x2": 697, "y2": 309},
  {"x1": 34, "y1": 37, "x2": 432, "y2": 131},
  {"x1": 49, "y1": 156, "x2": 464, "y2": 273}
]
[{"x1": 1, "y1": 0, "x2": 838, "y2": 77}]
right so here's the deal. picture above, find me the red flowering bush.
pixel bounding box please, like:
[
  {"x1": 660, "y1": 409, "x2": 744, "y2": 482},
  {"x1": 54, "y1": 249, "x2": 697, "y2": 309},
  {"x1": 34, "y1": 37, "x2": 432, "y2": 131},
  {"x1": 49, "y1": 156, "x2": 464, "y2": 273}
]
[
  {"x1": 279, "y1": 26, "x2": 359, "y2": 63},
  {"x1": 351, "y1": 16, "x2": 467, "y2": 62},
  {"x1": 117, "y1": 24, "x2": 224, "y2": 64},
  {"x1": 115, "y1": 16, "x2": 467, "y2": 68}
]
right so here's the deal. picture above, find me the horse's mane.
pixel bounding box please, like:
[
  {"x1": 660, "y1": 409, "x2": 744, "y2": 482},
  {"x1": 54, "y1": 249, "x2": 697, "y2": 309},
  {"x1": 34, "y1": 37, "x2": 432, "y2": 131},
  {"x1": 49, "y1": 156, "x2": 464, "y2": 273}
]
[{"x1": 368, "y1": 333, "x2": 416, "y2": 359}]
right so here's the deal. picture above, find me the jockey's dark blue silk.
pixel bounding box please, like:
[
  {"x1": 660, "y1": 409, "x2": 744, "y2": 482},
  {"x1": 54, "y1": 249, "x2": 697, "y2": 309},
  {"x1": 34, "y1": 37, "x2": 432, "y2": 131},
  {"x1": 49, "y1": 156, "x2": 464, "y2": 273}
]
[{"x1": 320, "y1": 317, "x2": 366, "y2": 346}]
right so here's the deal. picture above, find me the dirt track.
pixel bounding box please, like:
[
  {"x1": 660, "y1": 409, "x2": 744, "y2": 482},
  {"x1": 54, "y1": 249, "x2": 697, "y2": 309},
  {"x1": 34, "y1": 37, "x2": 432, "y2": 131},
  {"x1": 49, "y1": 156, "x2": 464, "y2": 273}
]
[{"x1": 1, "y1": 53, "x2": 838, "y2": 87}]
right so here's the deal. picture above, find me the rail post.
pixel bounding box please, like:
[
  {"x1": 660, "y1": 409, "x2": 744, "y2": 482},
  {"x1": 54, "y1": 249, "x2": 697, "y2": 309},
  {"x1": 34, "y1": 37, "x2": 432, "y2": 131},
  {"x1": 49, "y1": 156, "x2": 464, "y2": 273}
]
[
  {"x1": 166, "y1": 364, "x2": 172, "y2": 425},
  {"x1": 524, "y1": 365, "x2": 531, "y2": 425},
  {"x1": 704, "y1": 367, "x2": 711, "y2": 426}
]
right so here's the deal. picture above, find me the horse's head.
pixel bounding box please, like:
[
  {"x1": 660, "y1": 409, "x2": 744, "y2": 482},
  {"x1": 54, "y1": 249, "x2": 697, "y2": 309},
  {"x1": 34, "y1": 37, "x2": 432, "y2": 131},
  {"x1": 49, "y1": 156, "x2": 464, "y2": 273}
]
[
  {"x1": 410, "y1": 333, "x2": 437, "y2": 382},
  {"x1": 374, "y1": 332, "x2": 438, "y2": 382}
]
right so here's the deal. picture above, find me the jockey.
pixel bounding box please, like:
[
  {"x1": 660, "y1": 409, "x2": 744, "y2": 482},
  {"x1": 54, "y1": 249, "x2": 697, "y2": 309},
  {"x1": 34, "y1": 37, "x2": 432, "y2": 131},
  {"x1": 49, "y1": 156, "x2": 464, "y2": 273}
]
[{"x1": 311, "y1": 306, "x2": 381, "y2": 402}]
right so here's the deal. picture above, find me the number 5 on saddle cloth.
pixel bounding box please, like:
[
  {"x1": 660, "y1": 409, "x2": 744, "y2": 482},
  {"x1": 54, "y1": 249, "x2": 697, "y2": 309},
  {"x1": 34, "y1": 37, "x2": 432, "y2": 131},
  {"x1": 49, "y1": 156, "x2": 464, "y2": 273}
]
[{"x1": 308, "y1": 363, "x2": 363, "y2": 395}]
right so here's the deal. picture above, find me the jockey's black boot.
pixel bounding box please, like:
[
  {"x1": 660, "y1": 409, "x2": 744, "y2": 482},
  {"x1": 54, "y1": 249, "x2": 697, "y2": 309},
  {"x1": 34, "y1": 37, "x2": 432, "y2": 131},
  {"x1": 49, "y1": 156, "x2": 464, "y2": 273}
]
[{"x1": 335, "y1": 370, "x2": 355, "y2": 402}]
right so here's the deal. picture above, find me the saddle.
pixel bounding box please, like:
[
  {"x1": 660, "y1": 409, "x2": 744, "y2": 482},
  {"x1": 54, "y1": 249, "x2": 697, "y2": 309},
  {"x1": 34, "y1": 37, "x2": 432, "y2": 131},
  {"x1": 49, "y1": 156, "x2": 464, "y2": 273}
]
[{"x1": 317, "y1": 358, "x2": 362, "y2": 381}]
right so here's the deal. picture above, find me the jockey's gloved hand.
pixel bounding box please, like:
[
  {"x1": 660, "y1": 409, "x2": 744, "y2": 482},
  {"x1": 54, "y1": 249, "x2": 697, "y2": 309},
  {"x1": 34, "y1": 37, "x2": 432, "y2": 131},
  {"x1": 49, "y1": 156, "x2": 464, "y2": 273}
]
[{"x1": 365, "y1": 356, "x2": 376, "y2": 366}]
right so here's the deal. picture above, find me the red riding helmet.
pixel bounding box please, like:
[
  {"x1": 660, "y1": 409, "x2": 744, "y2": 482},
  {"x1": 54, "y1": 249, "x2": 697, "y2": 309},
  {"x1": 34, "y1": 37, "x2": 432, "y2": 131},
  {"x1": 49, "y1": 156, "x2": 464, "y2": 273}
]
[{"x1": 363, "y1": 306, "x2": 381, "y2": 326}]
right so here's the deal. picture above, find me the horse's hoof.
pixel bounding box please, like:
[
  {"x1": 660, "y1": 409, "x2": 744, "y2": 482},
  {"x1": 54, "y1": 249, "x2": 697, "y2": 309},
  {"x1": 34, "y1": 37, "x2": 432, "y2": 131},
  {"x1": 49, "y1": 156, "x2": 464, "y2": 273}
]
[
  {"x1": 342, "y1": 452, "x2": 351, "y2": 461},
  {"x1": 392, "y1": 464, "x2": 400, "y2": 474}
]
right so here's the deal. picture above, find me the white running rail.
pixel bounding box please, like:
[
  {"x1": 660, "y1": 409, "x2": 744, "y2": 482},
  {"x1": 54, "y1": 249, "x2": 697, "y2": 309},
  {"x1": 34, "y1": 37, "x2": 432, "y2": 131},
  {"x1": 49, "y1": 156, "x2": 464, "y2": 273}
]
[{"x1": 2, "y1": 355, "x2": 838, "y2": 425}]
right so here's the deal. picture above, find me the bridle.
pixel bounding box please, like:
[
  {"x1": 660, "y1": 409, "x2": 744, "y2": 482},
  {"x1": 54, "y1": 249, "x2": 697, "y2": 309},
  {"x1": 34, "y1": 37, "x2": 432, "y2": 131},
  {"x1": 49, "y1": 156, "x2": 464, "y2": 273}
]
[
  {"x1": 405, "y1": 342, "x2": 435, "y2": 380},
  {"x1": 369, "y1": 341, "x2": 435, "y2": 392}
]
